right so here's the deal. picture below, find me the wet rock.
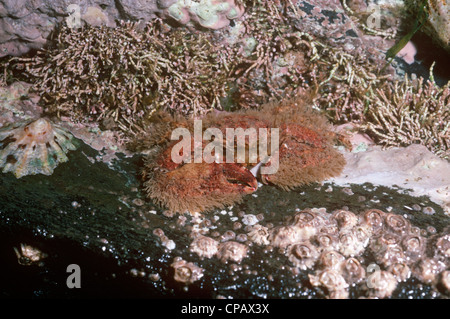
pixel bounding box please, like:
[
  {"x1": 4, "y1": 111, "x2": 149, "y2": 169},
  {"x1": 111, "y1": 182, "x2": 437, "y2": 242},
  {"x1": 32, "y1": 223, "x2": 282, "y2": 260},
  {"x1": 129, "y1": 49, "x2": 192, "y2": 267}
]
[{"x1": 0, "y1": 137, "x2": 449, "y2": 298}]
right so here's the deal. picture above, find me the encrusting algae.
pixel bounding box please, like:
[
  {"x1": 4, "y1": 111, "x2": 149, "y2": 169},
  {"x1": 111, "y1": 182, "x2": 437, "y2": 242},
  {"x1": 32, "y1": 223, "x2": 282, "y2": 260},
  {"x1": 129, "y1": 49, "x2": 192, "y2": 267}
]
[{"x1": 0, "y1": 118, "x2": 78, "y2": 178}]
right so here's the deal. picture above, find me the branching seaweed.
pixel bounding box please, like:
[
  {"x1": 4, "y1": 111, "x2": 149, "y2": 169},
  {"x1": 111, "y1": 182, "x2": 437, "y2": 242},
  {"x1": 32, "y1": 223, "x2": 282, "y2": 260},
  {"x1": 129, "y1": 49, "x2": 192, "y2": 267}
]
[
  {"x1": 4, "y1": 20, "x2": 237, "y2": 136},
  {"x1": 362, "y1": 75, "x2": 449, "y2": 158}
]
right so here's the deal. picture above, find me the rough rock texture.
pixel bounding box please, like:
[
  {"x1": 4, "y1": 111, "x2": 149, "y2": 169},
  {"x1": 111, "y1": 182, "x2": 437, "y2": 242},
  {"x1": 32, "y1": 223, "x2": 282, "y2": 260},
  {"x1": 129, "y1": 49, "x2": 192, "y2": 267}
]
[
  {"x1": 331, "y1": 144, "x2": 450, "y2": 215},
  {"x1": 404, "y1": 0, "x2": 450, "y2": 52},
  {"x1": 0, "y1": 0, "x2": 245, "y2": 57},
  {"x1": 0, "y1": 0, "x2": 117, "y2": 57},
  {"x1": 0, "y1": 0, "x2": 162, "y2": 57}
]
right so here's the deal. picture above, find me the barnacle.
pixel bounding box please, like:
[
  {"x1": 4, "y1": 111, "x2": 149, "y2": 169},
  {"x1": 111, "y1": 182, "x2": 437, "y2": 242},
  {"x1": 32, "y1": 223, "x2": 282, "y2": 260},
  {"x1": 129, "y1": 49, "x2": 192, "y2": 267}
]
[
  {"x1": 258, "y1": 205, "x2": 450, "y2": 298},
  {"x1": 414, "y1": 258, "x2": 447, "y2": 283},
  {"x1": 171, "y1": 257, "x2": 204, "y2": 285},
  {"x1": 366, "y1": 270, "x2": 397, "y2": 299},
  {"x1": 388, "y1": 263, "x2": 412, "y2": 282},
  {"x1": 401, "y1": 234, "x2": 426, "y2": 262},
  {"x1": 351, "y1": 225, "x2": 372, "y2": 246},
  {"x1": 370, "y1": 233, "x2": 404, "y2": 266},
  {"x1": 247, "y1": 224, "x2": 270, "y2": 246},
  {"x1": 0, "y1": 118, "x2": 77, "y2": 178},
  {"x1": 313, "y1": 232, "x2": 339, "y2": 252},
  {"x1": 340, "y1": 257, "x2": 365, "y2": 285},
  {"x1": 332, "y1": 210, "x2": 358, "y2": 232},
  {"x1": 13, "y1": 243, "x2": 47, "y2": 266},
  {"x1": 217, "y1": 241, "x2": 248, "y2": 263},
  {"x1": 318, "y1": 250, "x2": 345, "y2": 270},
  {"x1": 385, "y1": 213, "x2": 410, "y2": 235},
  {"x1": 362, "y1": 209, "x2": 386, "y2": 234},
  {"x1": 308, "y1": 269, "x2": 349, "y2": 299},
  {"x1": 293, "y1": 209, "x2": 327, "y2": 229},
  {"x1": 379, "y1": 245, "x2": 407, "y2": 267},
  {"x1": 190, "y1": 235, "x2": 219, "y2": 259},
  {"x1": 434, "y1": 234, "x2": 450, "y2": 259},
  {"x1": 270, "y1": 225, "x2": 303, "y2": 249},
  {"x1": 288, "y1": 241, "x2": 319, "y2": 270},
  {"x1": 338, "y1": 231, "x2": 367, "y2": 257}
]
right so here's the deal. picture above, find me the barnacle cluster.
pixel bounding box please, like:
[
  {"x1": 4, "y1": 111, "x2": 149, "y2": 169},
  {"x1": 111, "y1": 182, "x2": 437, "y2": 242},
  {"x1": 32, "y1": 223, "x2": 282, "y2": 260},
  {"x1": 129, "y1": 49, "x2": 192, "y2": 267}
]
[
  {"x1": 190, "y1": 234, "x2": 219, "y2": 258},
  {"x1": 189, "y1": 233, "x2": 248, "y2": 264},
  {"x1": 0, "y1": 118, "x2": 78, "y2": 178},
  {"x1": 171, "y1": 257, "x2": 204, "y2": 285},
  {"x1": 245, "y1": 207, "x2": 450, "y2": 298}
]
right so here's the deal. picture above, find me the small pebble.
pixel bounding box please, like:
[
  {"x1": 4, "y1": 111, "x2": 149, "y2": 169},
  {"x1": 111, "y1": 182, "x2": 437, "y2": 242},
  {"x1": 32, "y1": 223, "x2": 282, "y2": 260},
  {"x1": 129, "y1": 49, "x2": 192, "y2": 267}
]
[{"x1": 149, "y1": 273, "x2": 160, "y2": 281}]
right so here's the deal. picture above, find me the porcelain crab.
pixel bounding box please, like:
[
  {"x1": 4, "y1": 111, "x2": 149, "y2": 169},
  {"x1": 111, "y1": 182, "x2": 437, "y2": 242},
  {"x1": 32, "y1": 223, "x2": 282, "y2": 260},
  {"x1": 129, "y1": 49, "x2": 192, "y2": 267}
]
[{"x1": 142, "y1": 97, "x2": 346, "y2": 213}]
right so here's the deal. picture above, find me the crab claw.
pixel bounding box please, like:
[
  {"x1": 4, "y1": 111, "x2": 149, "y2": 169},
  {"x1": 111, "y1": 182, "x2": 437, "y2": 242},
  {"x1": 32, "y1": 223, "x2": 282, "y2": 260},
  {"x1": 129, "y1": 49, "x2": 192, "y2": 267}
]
[
  {"x1": 221, "y1": 163, "x2": 258, "y2": 194},
  {"x1": 144, "y1": 161, "x2": 258, "y2": 214}
]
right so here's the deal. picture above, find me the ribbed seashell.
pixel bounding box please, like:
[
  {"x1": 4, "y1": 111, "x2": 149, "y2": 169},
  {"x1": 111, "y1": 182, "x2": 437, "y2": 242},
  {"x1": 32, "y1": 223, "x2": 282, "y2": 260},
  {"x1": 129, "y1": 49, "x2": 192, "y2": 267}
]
[
  {"x1": 341, "y1": 257, "x2": 365, "y2": 285},
  {"x1": 0, "y1": 118, "x2": 77, "y2": 178},
  {"x1": 216, "y1": 241, "x2": 248, "y2": 264},
  {"x1": 288, "y1": 241, "x2": 319, "y2": 270},
  {"x1": 332, "y1": 209, "x2": 358, "y2": 232},
  {"x1": 189, "y1": 235, "x2": 219, "y2": 259}
]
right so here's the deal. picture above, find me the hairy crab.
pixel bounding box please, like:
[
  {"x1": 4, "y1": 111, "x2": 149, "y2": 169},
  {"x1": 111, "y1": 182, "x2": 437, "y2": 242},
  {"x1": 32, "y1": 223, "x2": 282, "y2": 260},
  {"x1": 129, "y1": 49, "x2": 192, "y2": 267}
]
[{"x1": 141, "y1": 97, "x2": 346, "y2": 213}]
